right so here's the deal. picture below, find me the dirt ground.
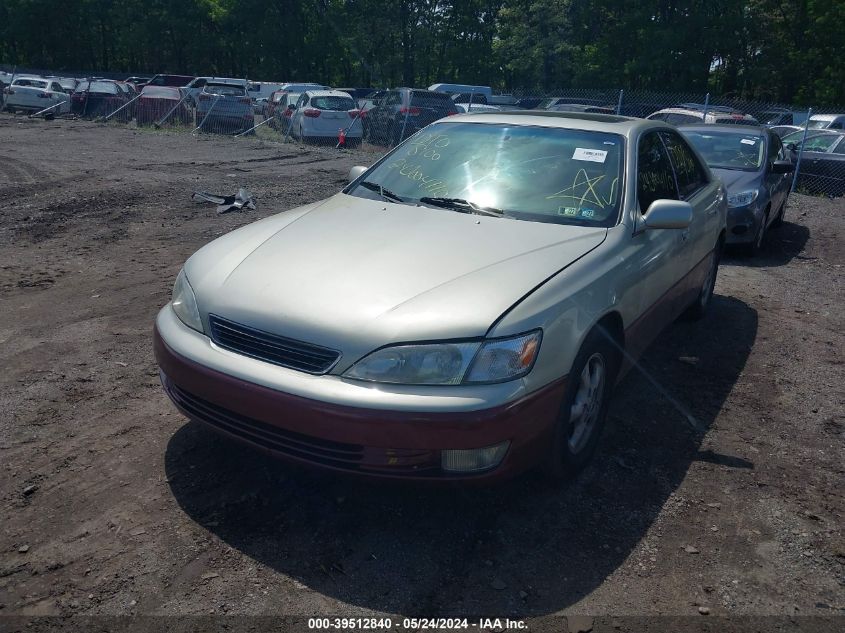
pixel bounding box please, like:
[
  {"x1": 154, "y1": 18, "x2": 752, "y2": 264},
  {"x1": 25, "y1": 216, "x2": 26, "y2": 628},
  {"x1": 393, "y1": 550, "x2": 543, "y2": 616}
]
[{"x1": 0, "y1": 113, "x2": 843, "y2": 629}]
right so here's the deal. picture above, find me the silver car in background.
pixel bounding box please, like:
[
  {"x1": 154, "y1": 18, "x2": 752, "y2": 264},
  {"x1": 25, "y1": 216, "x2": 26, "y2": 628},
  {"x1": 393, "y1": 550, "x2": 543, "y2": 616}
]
[
  {"x1": 155, "y1": 113, "x2": 727, "y2": 482},
  {"x1": 195, "y1": 81, "x2": 254, "y2": 134}
]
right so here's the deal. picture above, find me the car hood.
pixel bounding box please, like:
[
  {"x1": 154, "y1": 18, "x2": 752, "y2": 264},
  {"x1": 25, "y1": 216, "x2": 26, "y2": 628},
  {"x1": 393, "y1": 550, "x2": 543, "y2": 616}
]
[
  {"x1": 186, "y1": 194, "x2": 607, "y2": 370},
  {"x1": 711, "y1": 167, "x2": 763, "y2": 193}
]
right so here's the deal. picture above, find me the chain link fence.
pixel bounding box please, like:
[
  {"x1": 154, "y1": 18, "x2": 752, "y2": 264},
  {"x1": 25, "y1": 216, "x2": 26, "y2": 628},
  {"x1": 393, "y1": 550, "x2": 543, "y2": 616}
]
[{"x1": 2, "y1": 67, "x2": 844, "y2": 198}]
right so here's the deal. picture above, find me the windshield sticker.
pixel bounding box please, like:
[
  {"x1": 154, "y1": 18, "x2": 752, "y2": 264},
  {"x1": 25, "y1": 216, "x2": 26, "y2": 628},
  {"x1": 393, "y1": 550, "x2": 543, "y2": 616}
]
[
  {"x1": 558, "y1": 206, "x2": 579, "y2": 216},
  {"x1": 572, "y1": 148, "x2": 608, "y2": 163},
  {"x1": 547, "y1": 170, "x2": 618, "y2": 210},
  {"x1": 579, "y1": 208, "x2": 596, "y2": 219},
  {"x1": 740, "y1": 138, "x2": 757, "y2": 145}
]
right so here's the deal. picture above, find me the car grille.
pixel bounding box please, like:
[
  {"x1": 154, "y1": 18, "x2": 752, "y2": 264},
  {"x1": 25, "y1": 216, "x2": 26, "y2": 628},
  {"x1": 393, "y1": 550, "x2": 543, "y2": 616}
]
[
  {"x1": 164, "y1": 380, "x2": 439, "y2": 476},
  {"x1": 208, "y1": 315, "x2": 340, "y2": 374}
]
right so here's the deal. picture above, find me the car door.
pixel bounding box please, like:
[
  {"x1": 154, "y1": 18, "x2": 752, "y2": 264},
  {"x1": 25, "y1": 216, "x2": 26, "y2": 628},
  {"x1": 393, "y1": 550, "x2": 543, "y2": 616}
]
[
  {"x1": 659, "y1": 129, "x2": 722, "y2": 296},
  {"x1": 368, "y1": 91, "x2": 395, "y2": 142},
  {"x1": 765, "y1": 132, "x2": 790, "y2": 213},
  {"x1": 624, "y1": 131, "x2": 692, "y2": 361}
]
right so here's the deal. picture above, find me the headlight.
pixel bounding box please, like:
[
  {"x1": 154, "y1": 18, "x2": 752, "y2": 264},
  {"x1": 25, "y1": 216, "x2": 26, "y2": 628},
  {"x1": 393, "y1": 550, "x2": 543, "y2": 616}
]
[
  {"x1": 171, "y1": 269, "x2": 203, "y2": 332},
  {"x1": 727, "y1": 190, "x2": 759, "y2": 208},
  {"x1": 343, "y1": 331, "x2": 541, "y2": 385}
]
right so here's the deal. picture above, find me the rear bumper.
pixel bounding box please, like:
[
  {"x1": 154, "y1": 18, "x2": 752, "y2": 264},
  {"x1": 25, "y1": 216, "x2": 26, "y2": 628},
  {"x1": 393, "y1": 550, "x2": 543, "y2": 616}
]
[{"x1": 154, "y1": 324, "x2": 566, "y2": 483}]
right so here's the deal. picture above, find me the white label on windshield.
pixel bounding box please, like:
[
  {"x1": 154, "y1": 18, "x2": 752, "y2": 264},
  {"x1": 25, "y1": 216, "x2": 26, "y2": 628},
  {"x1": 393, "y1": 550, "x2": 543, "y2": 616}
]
[
  {"x1": 741, "y1": 138, "x2": 756, "y2": 145},
  {"x1": 572, "y1": 148, "x2": 608, "y2": 163}
]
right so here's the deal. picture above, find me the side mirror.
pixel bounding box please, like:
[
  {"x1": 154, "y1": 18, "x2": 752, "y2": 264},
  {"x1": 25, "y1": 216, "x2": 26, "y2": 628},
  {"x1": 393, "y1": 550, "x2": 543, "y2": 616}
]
[
  {"x1": 771, "y1": 160, "x2": 794, "y2": 174},
  {"x1": 643, "y1": 199, "x2": 693, "y2": 230},
  {"x1": 348, "y1": 165, "x2": 367, "y2": 183}
]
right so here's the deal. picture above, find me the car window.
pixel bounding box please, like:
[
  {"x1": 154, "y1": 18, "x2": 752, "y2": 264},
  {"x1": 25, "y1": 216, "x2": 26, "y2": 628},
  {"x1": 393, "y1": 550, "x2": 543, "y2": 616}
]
[
  {"x1": 311, "y1": 95, "x2": 355, "y2": 111},
  {"x1": 638, "y1": 132, "x2": 679, "y2": 214},
  {"x1": 802, "y1": 134, "x2": 839, "y2": 151},
  {"x1": 767, "y1": 134, "x2": 783, "y2": 163},
  {"x1": 51, "y1": 82, "x2": 63, "y2": 92},
  {"x1": 659, "y1": 131, "x2": 707, "y2": 198},
  {"x1": 832, "y1": 137, "x2": 845, "y2": 154},
  {"x1": 807, "y1": 119, "x2": 829, "y2": 129},
  {"x1": 647, "y1": 112, "x2": 668, "y2": 121},
  {"x1": 830, "y1": 119, "x2": 843, "y2": 130},
  {"x1": 384, "y1": 91, "x2": 401, "y2": 106},
  {"x1": 349, "y1": 122, "x2": 624, "y2": 227},
  {"x1": 666, "y1": 113, "x2": 701, "y2": 125}
]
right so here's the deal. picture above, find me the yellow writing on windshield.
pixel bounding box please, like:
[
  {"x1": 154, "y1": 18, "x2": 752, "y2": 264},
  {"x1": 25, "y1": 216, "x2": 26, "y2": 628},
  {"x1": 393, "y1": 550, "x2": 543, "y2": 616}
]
[
  {"x1": 387, "y1": 158, "x2": 449, "y2": 196},
  {"x1": 406, "y1": 133, "x2": 450, "y2": 161},
  {"x1": 546, "y1": 169, "x2": 618, "y2": 209}
]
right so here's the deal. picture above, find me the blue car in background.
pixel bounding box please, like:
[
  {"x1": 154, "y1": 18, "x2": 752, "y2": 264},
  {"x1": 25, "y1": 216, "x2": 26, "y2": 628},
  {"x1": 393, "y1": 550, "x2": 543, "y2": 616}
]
[{"x1": 680, "y1": 124, "x2": 794, "y2": 255}]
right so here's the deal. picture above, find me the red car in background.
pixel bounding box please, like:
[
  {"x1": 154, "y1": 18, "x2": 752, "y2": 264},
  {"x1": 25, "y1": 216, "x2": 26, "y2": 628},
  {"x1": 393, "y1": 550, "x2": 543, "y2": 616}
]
[{"x1": 136, "y1": 86, "x2": 192, "y2": 126}]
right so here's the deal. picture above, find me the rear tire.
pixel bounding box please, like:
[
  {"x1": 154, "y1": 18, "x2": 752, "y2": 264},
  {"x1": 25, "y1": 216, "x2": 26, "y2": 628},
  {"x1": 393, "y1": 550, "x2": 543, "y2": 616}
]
[{"x1": 544, "y1": 327, "x2": 619, "y2": 482}]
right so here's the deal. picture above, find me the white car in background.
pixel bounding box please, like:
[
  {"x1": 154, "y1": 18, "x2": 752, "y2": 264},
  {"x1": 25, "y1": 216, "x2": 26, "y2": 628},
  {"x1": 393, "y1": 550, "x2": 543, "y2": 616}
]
[
  {"x1": 291, "y1": 90, "x2": 363, "y2": 145},
  {"x1": 3, "y1": 77, "x2": 71, "y2": 114},
  {"x1": 455, "y1": 103, "x2": 502, "y2": 113}
]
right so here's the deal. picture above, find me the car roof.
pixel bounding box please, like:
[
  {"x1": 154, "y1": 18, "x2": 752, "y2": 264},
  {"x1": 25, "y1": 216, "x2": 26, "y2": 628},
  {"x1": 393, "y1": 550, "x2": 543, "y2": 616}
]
[
  {"x1": 439, "y1": 111, "x2": 666, "y2": 136},
  {"x1": 679, "y1": 124, "x2": 767, "y2": 135}
]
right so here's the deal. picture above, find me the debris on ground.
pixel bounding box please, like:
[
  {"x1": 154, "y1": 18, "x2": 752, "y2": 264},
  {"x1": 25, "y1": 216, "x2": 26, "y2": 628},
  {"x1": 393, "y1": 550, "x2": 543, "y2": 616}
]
[{"x1": 192, "y1": 188, "x2": 256, "y2": 214}]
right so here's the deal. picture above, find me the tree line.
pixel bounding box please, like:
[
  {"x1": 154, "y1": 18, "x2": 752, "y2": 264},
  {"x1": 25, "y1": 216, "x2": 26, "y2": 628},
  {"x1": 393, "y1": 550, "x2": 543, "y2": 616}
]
[{"x1": 1, "y1": 0, "x2": 841, "y2": 106}]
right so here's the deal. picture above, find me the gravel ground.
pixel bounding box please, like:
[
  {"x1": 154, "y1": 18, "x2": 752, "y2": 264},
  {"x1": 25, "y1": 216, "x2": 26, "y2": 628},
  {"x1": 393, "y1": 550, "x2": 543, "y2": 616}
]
[{"x1": 0, "y1": 113, "x2": 842, "y2": 629}]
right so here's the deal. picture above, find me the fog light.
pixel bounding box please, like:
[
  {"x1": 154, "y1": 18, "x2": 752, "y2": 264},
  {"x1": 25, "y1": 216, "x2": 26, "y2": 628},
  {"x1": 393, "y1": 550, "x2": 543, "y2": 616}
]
[{"x1": 441, "y1": 441, "x2": 510, "y2": 473}]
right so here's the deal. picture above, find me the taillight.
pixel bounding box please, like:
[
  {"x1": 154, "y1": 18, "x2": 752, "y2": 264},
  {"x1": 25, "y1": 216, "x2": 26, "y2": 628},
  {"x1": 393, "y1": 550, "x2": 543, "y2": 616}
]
[
  {"x1": 284, "y1": 109, "x2": 293, "y2": 118},
  {"x1": 303, "y1": 108, "x2": 321, "y2": 118},
  {"x1": 348, "y1": 109, "x2": 360, "y2": 118},
  {"x1": 399, "y1": 106, "x2": 421, "y2": 116},
  {"x1": 446, "y1": 111, "x2": 458, "y2": 116},
  {"x1": 359, "y1": 110, "x2": 368, "y2": 118}
]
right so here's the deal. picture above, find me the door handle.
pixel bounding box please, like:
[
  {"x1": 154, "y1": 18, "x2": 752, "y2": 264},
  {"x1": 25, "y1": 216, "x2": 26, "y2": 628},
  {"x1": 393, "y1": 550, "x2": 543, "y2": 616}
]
[{"x1": 681, "y1": 229, "x2": 690, "y2": 241}]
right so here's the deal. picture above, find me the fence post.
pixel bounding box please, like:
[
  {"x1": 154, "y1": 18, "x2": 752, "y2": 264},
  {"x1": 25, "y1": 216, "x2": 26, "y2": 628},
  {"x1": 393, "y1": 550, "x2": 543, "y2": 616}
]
[
  {"x1": 103, "y1": 91, "x2": 143, "y2": 122},
  {"x1": 615, "y1": 89, "x2": 623, "y2": 115},
  {"x1": 468, "y1": 91, "x2": 474, "y2": 112},
  {"x1": 193, "y1": 94, "x2": 221, "y2": 133},
  {"x1": 702, "y1": 92, "x2": 710, "y2": 120},
  {"x1": 790, "y1": 107, "x2": 812, "y2": 193},
  {"x1": 154, "y1": 88, "x2": 193, "y2": 128},
  {"x1": 397, "y1": 92, "x2": 411, "y2": 148}
]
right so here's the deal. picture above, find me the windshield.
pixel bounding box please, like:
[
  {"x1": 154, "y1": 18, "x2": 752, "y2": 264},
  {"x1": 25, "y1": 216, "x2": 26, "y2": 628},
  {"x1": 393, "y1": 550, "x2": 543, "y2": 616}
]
[
  {"x1": 141, "y1": 86, "x2": 178, "y2": 98},
  {"x1": 74, "y1": 81, "x2": 119, "y2": 94},
  {"x1": 14, "y1": 79, "x2": 48, "y2": 89},
  {"x1": 311, "y1": 95, "x2": 355, "y2": 111},
  {"x1": 204, "y1": 84, "x2": 246, "y2": 97},
  {"x1": 683, "y1": 131, "x2": 765, "y2": 171},
  {"x1": 348, "y1": 122, "x2": 624, "y2": 227}
]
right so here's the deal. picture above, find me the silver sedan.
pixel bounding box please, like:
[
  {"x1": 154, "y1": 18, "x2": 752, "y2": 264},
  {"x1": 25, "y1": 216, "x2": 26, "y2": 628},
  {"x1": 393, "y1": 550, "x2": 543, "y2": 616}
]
[{"x1": 154, "y1": 113, "x2": 727, "y2": 482}]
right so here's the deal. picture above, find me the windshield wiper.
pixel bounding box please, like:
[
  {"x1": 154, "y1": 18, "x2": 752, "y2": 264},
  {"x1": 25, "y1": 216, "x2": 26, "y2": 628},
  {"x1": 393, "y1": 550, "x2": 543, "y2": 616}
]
[
  {"x1": 359, "y1": 181, "x2": 405, "y2": 203},
  {"x1": 418, "y1": 197, "x2": 505, "y2": 217}
]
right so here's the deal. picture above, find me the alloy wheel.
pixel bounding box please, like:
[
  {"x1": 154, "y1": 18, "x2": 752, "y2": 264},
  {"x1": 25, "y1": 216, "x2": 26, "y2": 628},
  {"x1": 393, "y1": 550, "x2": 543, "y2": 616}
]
[{"x1": 568, "y1": 353, "x2": 606, "y2": 454}]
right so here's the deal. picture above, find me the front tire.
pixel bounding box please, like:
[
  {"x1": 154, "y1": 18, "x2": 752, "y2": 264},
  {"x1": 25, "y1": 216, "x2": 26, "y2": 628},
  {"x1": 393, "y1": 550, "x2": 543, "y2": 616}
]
[
  {"x1": 544, "y1": 328, "x2": 619, "y2": 481},
  {"x1": 683, "y1": 243, "x2": 721, "y2": 321},
  {"x1": 746, "y1": 209, "x2": 769, "y2": 256}
]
